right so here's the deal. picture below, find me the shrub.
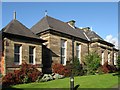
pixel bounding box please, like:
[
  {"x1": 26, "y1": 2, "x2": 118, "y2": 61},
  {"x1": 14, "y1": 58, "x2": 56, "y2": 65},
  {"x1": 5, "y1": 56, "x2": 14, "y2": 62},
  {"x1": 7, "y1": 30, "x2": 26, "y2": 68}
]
[
  {"x1": 2, "y1": 73, "x2": 16, "y2": 87},
  {"x1": 0, "y1": 73, "x2": 2, "y2": 78},
  {"x1": 2, "y1": 62, "x2": 43, "y2": 87},
  {"x1": 117, "y1": 56, "x2": 120, "y2": 74},
  {"x1": 100, "y1": 61, "x2": 117, "y2": 73},
  {"x1": 70, "y1": 57, "x2": 86, "y2": 76},
  {"x1": 84, "y1": 52, "x2": 101, "y2": 75},
  {"x1": 52, "y1": 57, "x2": 86, "y2": 77},
  {"x1": 52, "y1": 63, "x2": 71, "y2": 77}
]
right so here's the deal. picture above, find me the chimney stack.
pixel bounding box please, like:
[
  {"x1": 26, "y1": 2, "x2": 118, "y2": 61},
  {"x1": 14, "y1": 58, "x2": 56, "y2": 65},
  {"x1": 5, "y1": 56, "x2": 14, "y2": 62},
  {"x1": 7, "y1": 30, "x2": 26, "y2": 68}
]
[
  {"x1": 13, "y1": 11, "x2": 16, "y2": 20},
  {"x1": 82, "y1": 27, "x2": 90, "y2": 32}
]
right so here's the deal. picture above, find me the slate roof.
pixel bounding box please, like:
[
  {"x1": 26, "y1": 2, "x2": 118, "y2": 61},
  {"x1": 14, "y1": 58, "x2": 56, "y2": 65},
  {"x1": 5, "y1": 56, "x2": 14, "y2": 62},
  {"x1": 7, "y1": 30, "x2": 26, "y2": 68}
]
[
  {"x1": 31, "y1": 15, "x2": 114, "y2": 46},
  {"x1": 1, "y1": 19, "x2": 45, "y2": 42},
  {"x1": 31, "y1": 15, "x2": 88, "y2": 41},
  {"x1": 82, "y1": 29, "x2": 103, "y2": 41}
]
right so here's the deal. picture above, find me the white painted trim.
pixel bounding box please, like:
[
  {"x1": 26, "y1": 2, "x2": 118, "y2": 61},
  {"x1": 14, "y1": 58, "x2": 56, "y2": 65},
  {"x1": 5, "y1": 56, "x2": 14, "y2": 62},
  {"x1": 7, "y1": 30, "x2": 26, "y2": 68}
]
[
  {"x1": 108, "y1": 53, "x2": 110, "y2": 65},
  {"x1": 33, "y1": 47, "x2": 36, "y2": 65},
  {"x1": 64, "y1": 40, "x2": 67, "y2": 66},
  {"x1": 68, "y1": 23, "x2": 75, "y2": 29},
  {"x1": 76, "y1": 43, "x2": 81, "y2": 63},
  {"x1": 114, "y1": 53, "x2": 117, "y2": 65},
  {"x1": 19, "y1": 46, "x2": 22, "y2": 65},
  {"x1": 101, "y1": 52, "x2": 104, "y2": 65},
  {"x1": 83, "y1": 32, "x2": 90, "y2": 41},
  {"x1": 61, "y1": 39, "x2": 67, "y2": 66}
]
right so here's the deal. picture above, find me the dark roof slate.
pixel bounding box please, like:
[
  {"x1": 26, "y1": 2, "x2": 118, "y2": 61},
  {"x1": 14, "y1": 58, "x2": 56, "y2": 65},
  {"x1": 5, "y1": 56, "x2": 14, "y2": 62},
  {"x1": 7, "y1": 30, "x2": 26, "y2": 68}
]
[
  {"x1": 2, "y1": 19, "x2": 45, "y2": 42},
  {"x1": 31, "y1": 15, "x2": 115, "y2": 47},
  {"x1": 84, "y1": 30, "x2": 103, "y2": 41},
  {"x1": 31, "y1": 15, "x2": 88, "y2": 41}
]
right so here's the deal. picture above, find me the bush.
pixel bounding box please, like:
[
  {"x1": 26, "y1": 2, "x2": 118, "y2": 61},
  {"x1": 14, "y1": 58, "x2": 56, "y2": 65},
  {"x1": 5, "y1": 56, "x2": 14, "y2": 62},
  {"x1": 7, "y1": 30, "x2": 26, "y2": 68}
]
[
  {"x1": 84, "y1": 52, "x2": 101, "y2": 75},
  {"x1": 0, "y1": 73, "x2": 2, "y2": 78},
  {"x1": 100, "y1": 61, "x2": 117, "y2": 73},
  {"x1": 70, "y1": 57, "x2": 86, "y2": 76},
  {"x1": 2, "y1": 73, "x2": 15, "y2": 87},
  {"x1": 117, "y1": 56, "x2": 120, "y2": 74},
  {"x1": 52, "y1": 63, "x2": 71, "y2": 77},
  {"x1": 2, "y1": 62, "x2": 43, "y2": 87}
]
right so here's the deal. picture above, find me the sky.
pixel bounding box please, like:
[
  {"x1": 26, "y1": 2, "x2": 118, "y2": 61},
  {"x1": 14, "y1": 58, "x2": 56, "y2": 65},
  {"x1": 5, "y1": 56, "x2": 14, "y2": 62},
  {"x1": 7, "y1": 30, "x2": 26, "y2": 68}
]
[{"x1": 1, "y1": 2, "x2": 119, "y2": 48}]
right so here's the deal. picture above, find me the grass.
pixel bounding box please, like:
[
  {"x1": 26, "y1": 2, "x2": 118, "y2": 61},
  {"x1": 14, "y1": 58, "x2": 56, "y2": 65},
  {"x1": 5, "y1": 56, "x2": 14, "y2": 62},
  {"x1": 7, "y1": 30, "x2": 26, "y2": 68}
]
[{"x1": 10, "y1": 73, "x2": 119, "y2": 89}]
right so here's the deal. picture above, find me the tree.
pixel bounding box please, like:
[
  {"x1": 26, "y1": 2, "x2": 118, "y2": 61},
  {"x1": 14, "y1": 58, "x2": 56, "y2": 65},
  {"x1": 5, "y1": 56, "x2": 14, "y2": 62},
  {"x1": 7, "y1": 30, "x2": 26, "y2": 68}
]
[{"x1": 84, "y1": 52, "x2": 101, "y2": 75}]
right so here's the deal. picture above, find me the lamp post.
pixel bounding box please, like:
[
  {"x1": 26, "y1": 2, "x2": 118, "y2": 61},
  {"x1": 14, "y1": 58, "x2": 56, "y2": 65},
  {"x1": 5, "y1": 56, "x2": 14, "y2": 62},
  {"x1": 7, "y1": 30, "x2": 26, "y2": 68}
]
[{"x1": 70, "y1": 37, "x2": 74, "y2": 90}]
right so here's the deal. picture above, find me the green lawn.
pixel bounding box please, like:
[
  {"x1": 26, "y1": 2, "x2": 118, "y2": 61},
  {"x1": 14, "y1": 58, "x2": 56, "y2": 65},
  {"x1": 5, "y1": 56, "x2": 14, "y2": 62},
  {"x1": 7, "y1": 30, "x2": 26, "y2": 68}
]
[{"x1": 11, "y1": 73, "x2": 119, "y2": 89}]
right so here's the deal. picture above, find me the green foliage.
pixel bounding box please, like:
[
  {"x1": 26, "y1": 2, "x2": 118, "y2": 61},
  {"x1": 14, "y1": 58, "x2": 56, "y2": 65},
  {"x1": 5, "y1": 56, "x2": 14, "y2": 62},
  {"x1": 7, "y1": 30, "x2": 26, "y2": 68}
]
[
  {"x1": 117, "y1": 56, "x2": 120, "y2": 74},
  {"x1": 2, "y1": 63, "x2": 42, "y2": 87},
  {"x1": 69, "y1": 57, "x2": 86, "y2": 76},
  {"x1": 84, "y1": 52, "x2": 101, "y2": 75},
  {"x1": 0, "y1": 73, "x2": 3, "y2": 78}
]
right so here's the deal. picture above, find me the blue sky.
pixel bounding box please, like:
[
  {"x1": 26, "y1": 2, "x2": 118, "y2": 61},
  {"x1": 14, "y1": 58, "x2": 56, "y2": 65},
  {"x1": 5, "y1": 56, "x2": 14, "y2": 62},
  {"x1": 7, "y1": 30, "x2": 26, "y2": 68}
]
[{"x1": 1, "y1": 2, "x2": 118, "y2": 47}]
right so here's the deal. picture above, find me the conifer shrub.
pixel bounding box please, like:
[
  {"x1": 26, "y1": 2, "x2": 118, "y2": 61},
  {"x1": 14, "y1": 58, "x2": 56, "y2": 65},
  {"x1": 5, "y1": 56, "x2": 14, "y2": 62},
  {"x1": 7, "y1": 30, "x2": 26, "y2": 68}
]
[{"x1": 84, "y1": 52, "x2": 101, "y2": 75}]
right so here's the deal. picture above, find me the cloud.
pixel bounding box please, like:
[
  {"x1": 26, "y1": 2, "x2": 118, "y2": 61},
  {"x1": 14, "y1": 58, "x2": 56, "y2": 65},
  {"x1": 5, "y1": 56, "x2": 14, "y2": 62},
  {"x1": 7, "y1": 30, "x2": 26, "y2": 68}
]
[{"x1": 105, "y1": 34, "x2": 118, "y2": 49}]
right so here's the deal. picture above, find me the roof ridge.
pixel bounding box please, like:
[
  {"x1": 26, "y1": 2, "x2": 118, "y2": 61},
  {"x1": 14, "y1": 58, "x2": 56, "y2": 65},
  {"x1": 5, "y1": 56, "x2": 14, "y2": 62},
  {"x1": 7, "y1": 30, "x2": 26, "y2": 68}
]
[{"x1": 45, "y1": 15, "x2": 52, "y2": 29}]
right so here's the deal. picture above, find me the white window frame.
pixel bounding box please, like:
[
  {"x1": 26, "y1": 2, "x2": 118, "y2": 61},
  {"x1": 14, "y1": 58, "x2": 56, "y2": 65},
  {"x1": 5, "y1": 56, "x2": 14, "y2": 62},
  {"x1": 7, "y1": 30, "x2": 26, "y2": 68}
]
[
  {"x1": 61, "y1": 39, "x2": 67, "y2": 65},
  {"x1": 29, "y1": 46, "x2": 36, "y2": 65},
  {"x1": 114, "y1": 53, "x2": 117, "y2": 65},
  {"x1": 101, "y1": 51, "x2": 104, "y2": 65},
  {"x1": 108, "y1": 52, "x2": 110, "y2": 65},
  {"x1": 76, "y1": 43, "x2": 81, "y2": 63},
  {"x1": 14, "y1": 44, "x2": 22, "y2": 65}
]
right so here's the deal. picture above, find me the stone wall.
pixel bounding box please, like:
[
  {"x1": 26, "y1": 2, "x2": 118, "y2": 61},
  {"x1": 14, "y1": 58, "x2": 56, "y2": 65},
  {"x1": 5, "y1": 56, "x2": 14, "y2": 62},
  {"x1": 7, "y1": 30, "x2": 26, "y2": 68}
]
[
  {"x1": 40, "y1": 31, "x2": 118, "y2": 68},
  {"x1": 89, "y1": 42, "x2": 117, "y2": 65},
  {"x1": 40, "y1": 32, "x2": 88, "y2": 65},
  {"x1": 3, "y1": 37, "x2": 42, "y2": 74}
]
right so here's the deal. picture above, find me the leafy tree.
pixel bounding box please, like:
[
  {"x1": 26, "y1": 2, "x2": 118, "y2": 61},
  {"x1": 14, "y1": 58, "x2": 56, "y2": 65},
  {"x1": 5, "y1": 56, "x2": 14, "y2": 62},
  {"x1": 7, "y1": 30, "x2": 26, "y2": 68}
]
[{"x1": 84, "y1": 52, "x2": 101, "y2": 75}]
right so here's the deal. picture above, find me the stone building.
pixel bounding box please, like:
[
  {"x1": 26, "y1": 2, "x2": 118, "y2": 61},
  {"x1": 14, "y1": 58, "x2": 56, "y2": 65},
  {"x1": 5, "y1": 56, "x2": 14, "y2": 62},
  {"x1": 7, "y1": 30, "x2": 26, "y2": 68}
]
[
  {"x1": 0, "y1": 18, "x2": 45, "y2": 75},
  {"x1": 31, "y1": 15, "x2": 119, "y2": 72},
  {"x1": 0, "y1": 14, "x2": 119, "y2": 75}
]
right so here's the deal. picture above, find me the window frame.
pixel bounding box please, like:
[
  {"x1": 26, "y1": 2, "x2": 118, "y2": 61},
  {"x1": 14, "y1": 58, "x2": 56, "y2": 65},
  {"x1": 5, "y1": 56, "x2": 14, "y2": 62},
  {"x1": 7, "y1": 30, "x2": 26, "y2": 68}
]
[
  {"x1": 29, "y1": 46, "x2": 35, "y2": 65},
  {"x1": 76, "y1": 43, "x2": 81, "y2": 63},
  {"x1": 14, "y1": 44, "x2": 22, "y2": 65},
  {"x1": 101, "y1": 51, "x2": 104, "y2": 65},
  {"x1": 108, "y1": 52, "x2": 111, "y2": 65},
  {"x1": 114, "y1": 53, "x2": 117, "y2": 65},
  {"x1": 61, "y1": 39, "x2": 67, "y2": 65}
]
